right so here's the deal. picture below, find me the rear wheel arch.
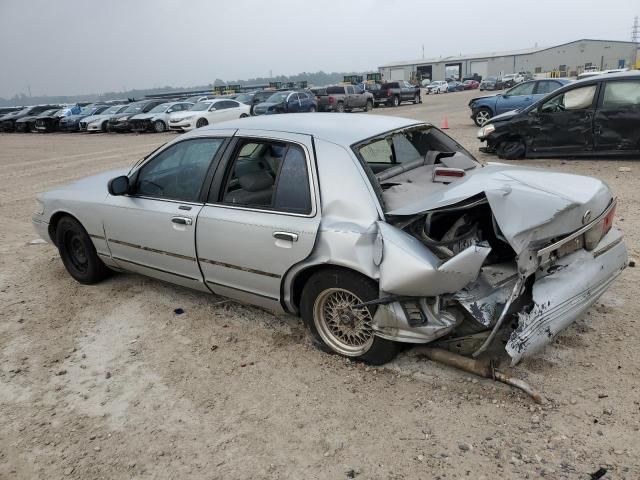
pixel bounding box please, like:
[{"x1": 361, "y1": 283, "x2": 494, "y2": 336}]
[{"x1": 288, "y1": 263, "x2": 378, "y2": 315}]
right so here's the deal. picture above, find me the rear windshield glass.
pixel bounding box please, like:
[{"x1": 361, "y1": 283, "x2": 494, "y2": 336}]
[
  {"x1": 382, "y1": 83, "x2": 398, "y2": 88},
  {"x1": 326, "y1": 86, "x2": 345, "y2": 94}
]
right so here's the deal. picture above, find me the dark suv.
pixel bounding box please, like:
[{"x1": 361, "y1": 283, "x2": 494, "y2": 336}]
[{"x1": 378, "y1": 81, "x2": 422, "y2": 107}]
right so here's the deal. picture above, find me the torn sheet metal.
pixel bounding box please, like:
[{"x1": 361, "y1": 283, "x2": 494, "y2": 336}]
[
  {"x1": 377, "y1": 222, "x2": 491, "y2": 297},
  {"x1": 506, "y1": 229, "x2": 627, "y2": 365},
  {"x1": 385, "y1": 164, "x2": 611, "y2": 254}
]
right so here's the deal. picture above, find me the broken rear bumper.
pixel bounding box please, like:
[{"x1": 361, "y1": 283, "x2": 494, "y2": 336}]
[{"x1": 506, "y1": 228, "x2": 627, "y2": 365}]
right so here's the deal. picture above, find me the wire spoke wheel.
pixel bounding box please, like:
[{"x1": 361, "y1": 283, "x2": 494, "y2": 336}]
[{"x1": 313, "y1": 288, "x2": 374, "y2": 356}]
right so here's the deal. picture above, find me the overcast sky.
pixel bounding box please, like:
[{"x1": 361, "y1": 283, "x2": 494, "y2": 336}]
[{"x1": 0, "y1": 0, "x2": 637, "y2": 97}]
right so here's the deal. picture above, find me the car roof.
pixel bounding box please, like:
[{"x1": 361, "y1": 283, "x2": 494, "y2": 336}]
[
  {"x1": 573, "y1": 70, "x2": 640, "y2": 84},
  {"x1": 197, "y1": 113, "x2": 423, "y2": 145}
]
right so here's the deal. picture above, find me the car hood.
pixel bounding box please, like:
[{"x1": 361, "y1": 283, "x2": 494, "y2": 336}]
[
  {"x1": 39, "y1": 168, "x2": 128, "y2": 205},
  {"x1": 16, "y1": 115, "x2": 39, "y2": 123},
  {"x1": 470, "y1": 94, "x2": 498, "y2": 103},
  {"x1": 386, "y1": 163, "x2": 612, "y2": 254},
  {"x1": 110, "y1": 113, "x2": 135, "y2": 121},
  {"x1": 132, "y1": 112, "x2": 161, "y2": 121},
  {"x1": 82, "y1": 113, "x2": 111, "y2": 123},
  {"x1": 487, "y1": 109, "x2": 520, "y2": 122},
  {"x1": 60, "y1": 115, "x2": 85, "y2": 122}
]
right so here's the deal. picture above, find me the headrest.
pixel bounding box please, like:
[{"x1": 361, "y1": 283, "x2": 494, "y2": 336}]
[
  {"x1": 270, "y1": 144, "x2": 286, "y2": 158},
  {"x1": 238, "y1": 171, "x2": 273, "y2": 192}
]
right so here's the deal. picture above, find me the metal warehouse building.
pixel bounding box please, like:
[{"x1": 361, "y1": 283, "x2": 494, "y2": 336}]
[{"x1": 378, "y1": 39, "x2": 638, "y2": 82}]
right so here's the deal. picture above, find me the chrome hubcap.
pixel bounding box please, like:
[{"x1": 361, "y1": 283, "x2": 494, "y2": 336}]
[{"x1": 313, "y1": 288, "x2": 374, "y2": 356}]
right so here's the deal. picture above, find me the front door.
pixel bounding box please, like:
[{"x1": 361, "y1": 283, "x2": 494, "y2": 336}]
[
  {"x1": 102, "y1": 137, "x2": 229, "y2": 291},
  {"x1": 529, "y1": 84, "x2": 598, "y2": 155},
  {"x1": 494, "y1": 81, "x2": 535, "y2": 115},
  {"x1": 286, "y1": 93, "x2": 301, "y2": 113},
  {"x1": 196, "y1": 131, "x2": 321, "y2": 310},
  {"x1": 594, "y1": 79, "x2": 640, "y2": 152}
]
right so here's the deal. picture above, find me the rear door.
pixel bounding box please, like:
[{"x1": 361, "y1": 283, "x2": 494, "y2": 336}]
[
  {"x1": 594, "y1": 79, "x2": 640, "y2": 152},
  {"x1": 196, "y1": 131, "x2": 321, "y2": 310},
  {"x1": 529, "y1": 83, "x2": 598, "y2": 155},
  {"x1": 494, "y1": 82, "x2": 535, "y2": 114},
  {"x1": 102, "y1": 135, "x2": 232, "y2": 291}
]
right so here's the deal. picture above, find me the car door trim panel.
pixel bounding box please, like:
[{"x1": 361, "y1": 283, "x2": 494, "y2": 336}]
[
  {"x1": 111, "y1": 256, "x2": 201, "y2": 281},
  {"x1": 199, "y1": 257, "x2": 281, "y2": 278},
  {"x1": 107, "y1": 237, "x2": 197, "y2": 261},
  {"x1": 205, "y1": 280, "x2": 280, "y2": 301}
]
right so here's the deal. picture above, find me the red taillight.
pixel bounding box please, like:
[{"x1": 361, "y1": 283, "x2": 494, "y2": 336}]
[
  {"x1": 386, "y1": 90, "x2": 392, "y2": 97},
  {"x1": 328, "y1": 96, "x2": 334, "y2": 104},
  {"x1": 603, "y1": 204, "x2": 616, "y2": 234},
  {"x1": 432, "y1": 167, "x2": 465, "y2": 183}
]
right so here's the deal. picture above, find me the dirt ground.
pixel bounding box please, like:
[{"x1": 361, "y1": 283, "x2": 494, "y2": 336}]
[{"x1": 1, "y1": 90, "x2": 639, "y2": 480}]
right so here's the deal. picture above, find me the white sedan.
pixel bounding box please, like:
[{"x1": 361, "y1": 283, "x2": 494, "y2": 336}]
[{"x1": 168, "y1": 99, "x2": 250, "y2": 132}]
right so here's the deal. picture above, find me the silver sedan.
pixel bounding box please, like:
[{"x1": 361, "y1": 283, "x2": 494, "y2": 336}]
[{"x1": 33, "y1": 114, "x2": 627, "y2": 365}]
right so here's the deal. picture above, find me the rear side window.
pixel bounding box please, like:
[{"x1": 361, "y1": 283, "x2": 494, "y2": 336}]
[
  {"x1": 602, "y1": 81, "x2": 640, "y2": 108},
  {"x1": 273, "y1": 146, "x2": 311, "y2": 214}
]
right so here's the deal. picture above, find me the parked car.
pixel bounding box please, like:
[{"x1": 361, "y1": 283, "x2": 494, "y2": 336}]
[
  {"x1": 316, "y1": 85, "x2": 374, "y2": 112},
  {"x1": 0, "y1": 105, "x2": 61, "y2": 132},
  {"x1": 33, "y1": 114, "x2": 627, "y2": 366},
  {"x1": 502, "y1": 73, "x2": 524, "y2": 88},
  {"x1": 447, "y1": 81, "x2": 465, "y2": 92},
  {"x1": 107, "y1": 100, "x2": 166, "y2": 132},
  {"x1": 130, "y1": 101, "x2": 194, "y2": 133},
  {"x1": 378, "y1": 81, "x2": 421, "y2": 107},
  {"x1": 16, "y1": 108, "x2": 61, "y2": 132},
  {"x1": 34, "y1": 108, "x2": 76, "y2": 133},
  {"x1": 59, "y1": 105, "x2": 110, "y2": 132},
  {"x1": 426, "y1": 81, "x2": 448, "y2": 94},
  {"x1": 184, "y1": 95, "x2": 216, "y2": 104},
  {"x1": 80, "y1": 104, "x2": 130, "y2": 132},
  {"x1": 0, "y1": 107, "x2": 23, "y2": 117},
  {"x1": 469, "y1": 78, "x2": 572, "y2": 126},
  {"x1": 168, "y1": 98, "x2": 250, "y2": 131},
  {"x1": 479, "y1": 77, "x2": 504, "y2": 91},
  {"x1": 234, "y1": 90, "x2": 280, "y2": 116},
  {"x1": 462, "y1": 74, "x2": 483, "y2": 83},
  {"x1": 253, "y1": 91, "x2": 317, "y2": 115},
  {"x1": 477, "y1": 72, "x2": 640, "y2": 159},
  {"x1": 359, "y1": 83, "x2": 387, "y2": 106},
  {"x1": 463, "y1": 80, "x2": 480, "y2": 90}
]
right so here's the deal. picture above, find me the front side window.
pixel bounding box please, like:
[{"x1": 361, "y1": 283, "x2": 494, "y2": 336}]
[
  {"x1": 288, "y1": 93, "x2": 300, "y2": 103},
  {"x1": 602, "y1": 81, "x2": 640, "y2": 108},
  {"x1": 346, "y1": 86, "x2": 355, "y2": 94},
  {"x1": 506, "y1": 82, "x2": 534, "y2": 96},
  {"x1": 135, "y1": 138, "x2": 224, "y2": 202},
  {"x1": 541, "y1": 85, "x2": 597, "y2": 113},
  {"x1": 219, "y1": 141, "x2": 311, "y2": 214},
  {"x1": 535, "y1": 81, "x2": 561, "y2": 95}
]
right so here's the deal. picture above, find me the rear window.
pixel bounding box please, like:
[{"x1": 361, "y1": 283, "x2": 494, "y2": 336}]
[
  {"x1": 382, "y1": 82, "x2": 399, "y2": 89},
  {"x1": 326, "y1": 86, "x2": 346, "y2": 94}
]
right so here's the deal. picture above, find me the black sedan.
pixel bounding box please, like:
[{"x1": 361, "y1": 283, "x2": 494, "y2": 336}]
[
  {"x1": 0, "y1": 105, "x2": 59, "y2": 132},
  {"x1": 107, "y1": 100, "x2": 165, "y2": 132},
  {"x1": 477, "y1": 72, "x2": 640, "y2": 159}
]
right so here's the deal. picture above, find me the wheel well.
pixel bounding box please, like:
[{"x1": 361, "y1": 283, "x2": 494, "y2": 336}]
[
  {"x1": 48, "y1": 211, "x2": 76, "y2": 247},
  {"x1": 289, "y1": 264, "x2": 378, "y2": 314}
]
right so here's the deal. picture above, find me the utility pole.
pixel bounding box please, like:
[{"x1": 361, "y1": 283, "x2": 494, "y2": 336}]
[
  {"x1": 633, "y1": 16, "x2": 639, "y2": 43},
  {"x1": 422, "y1": 44, "x2": 424, "y2": 59}
]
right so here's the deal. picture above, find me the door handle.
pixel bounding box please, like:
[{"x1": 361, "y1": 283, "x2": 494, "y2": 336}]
[
  {"x1": 171, "y1": 216, "x2": 193, "y2": 226},
  {"x1": 273, "y1": 231, "x2": 298, "y2": 242}
]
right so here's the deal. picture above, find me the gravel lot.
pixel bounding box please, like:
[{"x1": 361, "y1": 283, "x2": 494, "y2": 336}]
[{"x1": 1, "y1": 90, "x2": 639, "y2": 479}]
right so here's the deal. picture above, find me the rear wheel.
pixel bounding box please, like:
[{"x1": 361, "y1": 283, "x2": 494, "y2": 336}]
[
  {"x1": 55, "y1": 216, "x2": 111, "y2": 284},
  {"x1": 364, "y1": 100, "x2": 373, "y2": 112},
  {"x1": 334, "y1": 102, "x2": 345, "y2": 113},
  {"x1": 473, "y1": 107, "x2": 493, "y2": 127},
  {"x1": 101, "y1": 121, "x2": 109, "y2": 132},
  {"x1": 301, "y1": 269, "x2": 398, "y2": 365},
  {"x1": 153, "y1": 120, "x2": 166, "y2": 133},
  {"x1": 196, "y1": 118, "x2": 208, "y2": 128},
  {"x1": 391, "y1": 95, "x2": 400, "y2": 107}
]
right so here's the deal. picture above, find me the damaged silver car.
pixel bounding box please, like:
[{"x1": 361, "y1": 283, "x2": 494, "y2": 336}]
[{"x1": 32, "y1": 114, "x2": 627, "y2": 365}]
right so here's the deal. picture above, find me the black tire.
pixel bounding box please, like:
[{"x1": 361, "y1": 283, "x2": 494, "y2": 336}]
[
  {"x1": 498, "y1": 138, "x2": 526, "y2": 160},
  {"x1": 153, "y1": 120, "x2": 166, "y2": 133},
  {"x1": 473, "y1": 107, "x2": 493, "y2": 127},
  {"x1": 308, "y1": 105, "x2": 316, "y2": 113},
  {"x1": 196, "y1": 118, "x2": 208, "y2": 128},
  {"x1": 55, "y1": 215, "x2": 111, "y2": 285},
  {"x1": 364, "y1": 100, "x2": 373, "y2": 112},
  {"x1": 334, "y1": 102, "x2": 345, "y2": 113},
  {"x1": 391, "y1": 95, "x2": 400, "y2": 107},
  {"x1": 413, "y1": 93, "x2": 420, "y2": 104},
  {"x1": 240, "y1": 113, "x2": 249, "y2": 118},
  {"x1": 300, "y1": 269, "x2": 398, "y2": 365},
  {"x1": 101, "y1": 121, "x2": 109, "y2": 132}
]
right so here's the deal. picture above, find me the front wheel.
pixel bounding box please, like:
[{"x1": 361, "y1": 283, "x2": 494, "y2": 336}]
[
  {"x1": 196, "y1": 118, "x2": 208, "y2": 128},
  {"x1": 473, "y1": 107, "x2": 492, "y2": 127},
  {"x1": 240, "y1": 113, "x2": 249, "y2": 118},
  {"x1": 153, "y1": 120, "x2": 166, "y2": 133},
  {"x1": 308, "y1": 105, "x2": 316, "y2": 113},
  {"x1": 413, "y1": 93, "x2": 420, "y2": 104},
  {"x1": 55, "y1": 216, "x2": 111, "y2": 284},
  {"x1": 301, "y1": 269, "x2": 398, "y2": 365},
  {"x1": 498, "y1": 138, "x2": 526, "y2": 160}
]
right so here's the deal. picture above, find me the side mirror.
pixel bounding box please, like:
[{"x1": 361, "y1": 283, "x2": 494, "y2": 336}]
[{"x1": 108, "y1": 175, "x2": 130, "y2": 196}]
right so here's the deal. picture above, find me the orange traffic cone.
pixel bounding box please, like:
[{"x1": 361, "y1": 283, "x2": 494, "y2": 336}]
[{"x1": 441, "y1": 117, "x2": 449, "y2": 129}]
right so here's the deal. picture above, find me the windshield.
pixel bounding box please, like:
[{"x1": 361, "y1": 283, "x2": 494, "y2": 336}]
[
  {"x1": 234, "y1": 93, "x2": 254, "y2": 102},
  {"x1": 79, "y1": 107, "x2": 97, "y2": 115},
  {"x1": 149, "y1": 103, "x2": 170, "y2": 113},
  {"x1": 266, "y1": 92, "x2": 288, "y2": 103},
  {"x1": 124, "y1": 103, "x2": 144, "y2": 113},
  {"x1": 39, "y1": 109, "x2": 59, "y2": 116},
  {"x1": 485, "y1": 77, "x2": 496, "y2": 82},
  {"x1": 102, "y1": 105, "x2": 122, "y2": 114},
  {"x1": 190, "y1": 102, "x2": 212, "y2": 111}
]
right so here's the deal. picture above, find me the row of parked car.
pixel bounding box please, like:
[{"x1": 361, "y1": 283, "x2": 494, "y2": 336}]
[{"x1": 0, "y1": 81, "x2": 426, "y2": 134}]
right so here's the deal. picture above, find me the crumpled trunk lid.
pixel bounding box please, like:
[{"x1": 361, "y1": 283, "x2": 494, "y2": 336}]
[{"x1": 386, "y1": 163, "x2": 612, "y2": 254}]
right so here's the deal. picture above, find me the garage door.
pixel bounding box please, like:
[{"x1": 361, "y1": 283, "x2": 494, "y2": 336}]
[
  {"x1": 390, "y1": 68, "x2": 406, "y2": 81},
  {"x1": 470, "y1": 60, "x2": 488, "y2": 79}
]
